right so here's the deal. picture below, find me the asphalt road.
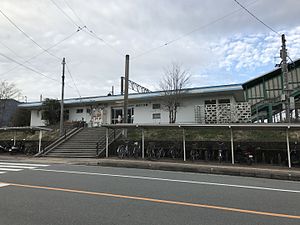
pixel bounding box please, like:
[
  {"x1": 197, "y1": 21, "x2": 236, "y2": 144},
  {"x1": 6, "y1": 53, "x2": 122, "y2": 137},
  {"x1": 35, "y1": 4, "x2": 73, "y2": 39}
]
[{"x1": 0, "y1": 160, "x2": 300, "y2": 225}]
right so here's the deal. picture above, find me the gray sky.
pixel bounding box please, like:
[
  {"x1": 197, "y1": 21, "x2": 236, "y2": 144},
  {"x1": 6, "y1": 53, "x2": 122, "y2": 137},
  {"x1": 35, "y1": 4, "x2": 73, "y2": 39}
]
[{"x1": 0, "y1": 0, "x2": 299, "y2": 101}]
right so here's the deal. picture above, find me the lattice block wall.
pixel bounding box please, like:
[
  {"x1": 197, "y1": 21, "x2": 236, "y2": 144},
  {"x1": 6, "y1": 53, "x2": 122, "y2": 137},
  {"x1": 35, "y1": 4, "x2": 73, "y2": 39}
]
[
  {"x1": 232, "y1": 102, "x2": 251, "y2": 123},
  {"x1": 205, "y1": 104, "x2": 217, "y2": 124},
  {"x1": 217, "y1": 103, "x2": 231, "y2": 123}
]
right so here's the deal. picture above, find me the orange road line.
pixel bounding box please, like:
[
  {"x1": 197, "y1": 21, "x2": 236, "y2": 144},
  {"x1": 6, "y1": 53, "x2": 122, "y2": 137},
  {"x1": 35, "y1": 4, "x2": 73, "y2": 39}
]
[{"x1": 6, "y1": 182, "x2": 300, "y2": 220}]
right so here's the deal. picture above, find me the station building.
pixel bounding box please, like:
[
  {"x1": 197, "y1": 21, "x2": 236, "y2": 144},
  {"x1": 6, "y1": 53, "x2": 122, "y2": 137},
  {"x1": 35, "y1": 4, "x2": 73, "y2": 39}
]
[
  {"x1": 243, "y1": 58, "x2": 300, "y2": 122},
  {"x1": 19, "y1": 84, "x2": 251, "y2": 127}
]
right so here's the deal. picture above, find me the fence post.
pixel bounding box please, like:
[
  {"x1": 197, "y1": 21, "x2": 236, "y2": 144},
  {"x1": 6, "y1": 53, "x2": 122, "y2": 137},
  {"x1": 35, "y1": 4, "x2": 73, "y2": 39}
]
[
  {"x1": 183, "y1": 129, "x2": 186, "y2": 161},
  {"x1": 142, "y1": 129, "x2": 145, "y2": 159},
  {"x1": 230, "y1": 126, "x2": 234, "y2": 165},
  {"x1": 286, "y1": 127, "x2": 291, "y2": 168},
  {"x1": 106, "y1": 128, "x2": 109, "y2": 158}
]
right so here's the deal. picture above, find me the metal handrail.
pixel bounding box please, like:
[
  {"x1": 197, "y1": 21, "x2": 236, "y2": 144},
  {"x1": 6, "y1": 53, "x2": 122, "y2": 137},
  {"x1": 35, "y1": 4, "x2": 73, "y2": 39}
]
[
  {"x1": 35, "y1": 127, "x2": 83, "y2": 157},
  {"x1": 96, "y1": 129, "x2": 122, "y2": 157}
]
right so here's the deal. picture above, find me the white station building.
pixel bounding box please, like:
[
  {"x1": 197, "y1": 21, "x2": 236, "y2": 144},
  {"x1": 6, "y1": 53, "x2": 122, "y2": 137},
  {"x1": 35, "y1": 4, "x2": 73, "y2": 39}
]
[{"x1": 19, "y1": 84, "x2": 251, "y2": 127}]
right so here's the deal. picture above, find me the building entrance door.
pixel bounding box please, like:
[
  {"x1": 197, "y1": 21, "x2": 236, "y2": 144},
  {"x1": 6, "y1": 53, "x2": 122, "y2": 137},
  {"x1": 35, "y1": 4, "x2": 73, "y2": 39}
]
[{"x1": 111, "y1": 107, "x2": 134, "y2": 124}]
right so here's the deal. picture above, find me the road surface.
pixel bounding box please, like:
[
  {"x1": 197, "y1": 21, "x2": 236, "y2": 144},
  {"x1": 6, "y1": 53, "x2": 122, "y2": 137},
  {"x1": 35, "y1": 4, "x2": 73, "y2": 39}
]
[{"x1": 0, "y1": 160, "x2": 299, "y2": 225}]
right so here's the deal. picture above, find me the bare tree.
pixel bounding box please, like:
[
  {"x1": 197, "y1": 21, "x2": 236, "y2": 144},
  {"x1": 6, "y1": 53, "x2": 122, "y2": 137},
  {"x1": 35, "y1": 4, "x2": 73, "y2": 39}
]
[
  {"x1": 0, "y1": 80, "x2": 20, "y2": 100},
  {"x1": 0, "y1": 81, "x2": 21, "y2": 125},
  {"x1": 159, "y1": 63, "x2": 190, "y2": 123}
]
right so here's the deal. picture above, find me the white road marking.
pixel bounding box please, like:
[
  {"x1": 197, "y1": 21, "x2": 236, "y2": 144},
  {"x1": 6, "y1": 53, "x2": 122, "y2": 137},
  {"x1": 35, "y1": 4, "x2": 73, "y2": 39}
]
[
  {"x1": 0, "y1": 182, "x2": 10, "y2": 187},
  {"x1": 0, "y1": 162, "x2": 49, "y2": 167},
  {"x1": 0, "y1": 165, "x2": 36, "y2": 169},
  {"x1": 0, "y1": 168, "x2": 23, "y2": 171},
  {"x1": 31, "y1": 168, "x2": 300, "y2": 194},
  {"x1": 0, "y1": 162, "x2": 49, "y2": 175}
]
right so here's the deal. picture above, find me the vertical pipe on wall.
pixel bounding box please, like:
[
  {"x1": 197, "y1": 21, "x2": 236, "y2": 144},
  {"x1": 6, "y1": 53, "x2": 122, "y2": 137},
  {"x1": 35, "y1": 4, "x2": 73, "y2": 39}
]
[
  {"x1": 183, "y1": 129, "x2": 186, "y2": 161},
  {"x1": 38, "y1": 130, "x2": 43, "y2": 153},
  {"x1": 230, "y1": 127, "x2": 234, "y2": 165},
  {"x1": 286, "y1": 127, "x2": 291, "y2": 168},
  {"x1": 142, "y1": 129, "x2": 145, "y2": 159},
  {"x1": 106, "y1": 128, "x2": 109, "y2": 158}
]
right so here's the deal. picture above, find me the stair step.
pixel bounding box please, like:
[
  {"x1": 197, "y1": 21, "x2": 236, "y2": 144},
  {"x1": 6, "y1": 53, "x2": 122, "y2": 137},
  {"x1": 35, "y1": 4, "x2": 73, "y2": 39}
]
[
  {"x1": 44, "y1": 127, "x2": 116, "y2": 158},
  {"x1": 46, "y1": 155, "x2": 96, "y2": 158}
]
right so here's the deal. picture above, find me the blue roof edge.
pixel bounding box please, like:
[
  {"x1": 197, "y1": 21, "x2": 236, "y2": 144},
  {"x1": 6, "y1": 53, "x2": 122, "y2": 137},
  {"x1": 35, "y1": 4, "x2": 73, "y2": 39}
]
[{"x1": 19, "y1": 83, "x2": 243, "y2": 108}]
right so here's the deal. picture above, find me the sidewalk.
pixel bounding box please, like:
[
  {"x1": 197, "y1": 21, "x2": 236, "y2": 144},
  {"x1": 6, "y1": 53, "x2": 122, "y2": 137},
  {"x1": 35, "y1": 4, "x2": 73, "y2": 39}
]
[{"x1": 1, "y1": 155, "x2": 300, "y2": 181}]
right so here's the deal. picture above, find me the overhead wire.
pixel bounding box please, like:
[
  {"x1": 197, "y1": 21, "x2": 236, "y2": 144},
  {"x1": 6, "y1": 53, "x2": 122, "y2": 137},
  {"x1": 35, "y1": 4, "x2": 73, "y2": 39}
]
[
  {"x1": 0, "y1": 40, "x2": 23, "y2": 59},
  {"x1": 0, "y1": 51, "x2": 59, "y2": 83},
  {"x1": 83, "y1": 29, "x2": 124, "y2": 56},
  {"x1": 49, "y1": 0, "x2": 81, "y2": 29},
  {"x1": 131, "y1": 0, "x2": 259, "y2": 59},
  {"x1": 62, "y1": 0, "x2": 86, "y2": 27},
  {"x1": 0, "y1": 28, "x2": 82, "y2": 77},
  {"x1": 0, "y1": 4, "x2": 81, "y2": 96},
  {"x1": 53, "y1": 0, "x2": 124, "y2": 57},
  {"x1": 233, "y1": 0, "x2": 280, "y2": 35},
  {"x1": 0, "y1": 8, "x2": 61, "y2": 61},
  {"x1": 65, "y1": 63, "x2": 82, "y2": 98}
]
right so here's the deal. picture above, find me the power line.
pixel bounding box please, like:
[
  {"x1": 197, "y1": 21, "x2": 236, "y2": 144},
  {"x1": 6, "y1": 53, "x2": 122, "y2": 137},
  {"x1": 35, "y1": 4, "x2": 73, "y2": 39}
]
[
  {"x1": 0, "y1": 29, "x2": 82, "y2": 77},
  {"x1": 0, "y1": 51, "x2": 78, "y2": 92},
  {"x1": 233, "y1": 0, "x2": 279, "y2": 35},
  {"x1": 0, "y1": 51, "x2": 59, "y2": 83},
  {"x1": 131, "y1": 0, "x2": 259, "y2": 59},
  {"x1": 49, "y1": 0, "x2": 81, "y2": 28},
  {"x1": 51, "y1": 0, "x2": 124, "y2": 57},
  {"x1": 62, "y1": 0, "x2": 86, "y2": 27},
  {"x1": 83, "y1": 29, "x2": 124, "y2": 56},
  {"x1": 0, "y1": 8, "x2": 61, "y2": 60},
  {"x1": 0, "y1": 40, "x2": 23, "y2": 59},
  {"x1": 65, "y1": 63, "x2": 82, "y2": 98}
]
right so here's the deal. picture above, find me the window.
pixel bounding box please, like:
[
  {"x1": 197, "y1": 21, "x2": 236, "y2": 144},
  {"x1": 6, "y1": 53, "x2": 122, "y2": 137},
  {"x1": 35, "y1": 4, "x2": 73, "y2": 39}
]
[
  {"x1": 205, "y1": 100, "x2": 216, "y2": 104},
  {"x1": 218, "y1": 99, "x2": 230, "y2": 104},
  {"x1": 152, "y1": 103, "x2": 161, "y2": 109},
  {"x1": 64, "y1": 109, "x2": 69, "y2": 120},
  {"x1": 152, "y1": 113, "x2": 161, "y2": 119},
  {"x1": 76, "y1": 109, "x2": 83, "y2": 114},
  {"x1": 136, "y1": 103, "x2": 148, "y2": 107},
  {"x1": 86, "y1": 108, "x2": 91, "y2": 114}
]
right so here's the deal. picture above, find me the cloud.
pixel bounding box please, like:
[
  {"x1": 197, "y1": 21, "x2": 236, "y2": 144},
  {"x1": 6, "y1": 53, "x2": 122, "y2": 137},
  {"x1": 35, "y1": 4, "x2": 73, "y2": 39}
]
[{"x1": 0, "y1": 0, "x2": 299, "y2": 101}]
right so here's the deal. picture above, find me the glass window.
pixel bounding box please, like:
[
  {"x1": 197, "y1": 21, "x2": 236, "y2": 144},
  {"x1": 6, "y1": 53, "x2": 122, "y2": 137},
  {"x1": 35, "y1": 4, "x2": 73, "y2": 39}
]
[
  {"x1": 205, "y1": 100, "x2": 216, "y2": 104},
  {"x1": 152, "y1": 103, "x2": 161, "y2": 109},
  {"x1": 152, "y1": 113, "x2": 161, "y2": 119},
  {"x1": 218, "y1": 99, "x2": 230, "y2": 104},
  {"x1": 76, "y1": 109, "x2": 83, "y2": 114},
  {"x1": 255, "y1": 85, "x2": 260, "y2": 97}
]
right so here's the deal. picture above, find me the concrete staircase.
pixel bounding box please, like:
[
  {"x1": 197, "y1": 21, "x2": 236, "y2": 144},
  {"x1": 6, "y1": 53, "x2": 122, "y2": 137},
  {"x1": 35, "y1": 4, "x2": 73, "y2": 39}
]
[{"x1": 45, "y1": 127, "x2": 106, "y2": 158}]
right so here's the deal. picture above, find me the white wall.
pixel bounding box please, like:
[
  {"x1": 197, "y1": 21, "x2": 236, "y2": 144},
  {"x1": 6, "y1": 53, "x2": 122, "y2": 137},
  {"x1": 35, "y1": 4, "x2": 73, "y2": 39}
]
[
  {"x1": 30, "y1": 110, "x2": 46, "y2": 126},
  {"x1": 29, "y1": 94, "x2": 237, "y2": 126}
]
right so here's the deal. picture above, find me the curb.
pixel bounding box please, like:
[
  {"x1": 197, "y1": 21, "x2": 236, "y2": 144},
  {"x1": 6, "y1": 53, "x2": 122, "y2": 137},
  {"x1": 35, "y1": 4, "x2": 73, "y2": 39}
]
[{"x1": 94, "y1": 160, "x2": 300, "y2": 181}]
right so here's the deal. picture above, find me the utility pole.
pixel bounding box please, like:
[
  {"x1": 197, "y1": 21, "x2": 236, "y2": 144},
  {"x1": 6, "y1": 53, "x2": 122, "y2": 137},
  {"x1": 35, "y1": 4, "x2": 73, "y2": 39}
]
[
  {"x1": 123, "y1": 55, "x2": 129, "y2": 124},
  {"x1": 59, "y1": 57, "x2": 66, "y2": 136},
  {"x1": 280, "y1": 34, "x2": 290, "y2": 123}
]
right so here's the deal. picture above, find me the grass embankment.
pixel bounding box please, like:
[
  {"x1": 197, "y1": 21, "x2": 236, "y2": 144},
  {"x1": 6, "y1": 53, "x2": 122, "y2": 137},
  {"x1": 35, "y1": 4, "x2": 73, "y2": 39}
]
[
  {"x1": 0, "y1": 129, "x2": 60, "y2": 141},
  {"x1": 126, "y1": 128, "x2": 300, "y2": 143}
]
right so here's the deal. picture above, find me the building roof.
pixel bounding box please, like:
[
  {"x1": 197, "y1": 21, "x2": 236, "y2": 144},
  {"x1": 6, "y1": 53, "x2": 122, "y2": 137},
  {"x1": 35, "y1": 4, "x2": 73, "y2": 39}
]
[
  {"x1": 19, "y1": 83, "x2": 243, "y2": 109},
  {"x1": 242, "y1": 58, "x2": 300, "y2": 89}
]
